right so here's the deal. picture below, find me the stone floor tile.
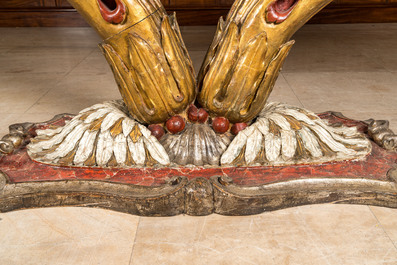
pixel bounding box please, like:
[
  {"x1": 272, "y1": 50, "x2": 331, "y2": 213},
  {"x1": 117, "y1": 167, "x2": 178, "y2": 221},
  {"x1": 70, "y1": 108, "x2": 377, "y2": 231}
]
[
  {"x1": 0, "y1": 207, "x2": 139, "y2": 265},
  {"x1": 0, "y1": 27, "x2": 100, "y2": 48},
  {"x1": 26, "y1": 72, "x2": 121, "y2": 115},
  {"x1": 284, "y1": 24, "x2": 397, "y2": 73},
  {"x1": 283, "y1": 72, "x2": 397, "y2": 115},
  {"x1": 369, "y1": 206, "x2": 397, "y2": 247},
  {"x1": 283, "y1": 39, "x2": 386, "y2": 73},
  {"x1": 0, "y1": 73, "x2": 63, "y2": 114},
  {"x1": 70, "y1": 48, "x2": 112, "y2": 75},
  {"x1": 0, "y1": 113, "x2": 22, "y2": 136},
  {"x1": 131, "y1": 205, "x2": 397, "y2": 264},
  {"x1": 0, "y1": 46, "x2": 94, "y2": 75},
  {"x1": 268, "y1": 74, "x2": 303, "y2": 107},
  {"x1": 295, "y1": 204, "x2": 397, "y2": 265}
]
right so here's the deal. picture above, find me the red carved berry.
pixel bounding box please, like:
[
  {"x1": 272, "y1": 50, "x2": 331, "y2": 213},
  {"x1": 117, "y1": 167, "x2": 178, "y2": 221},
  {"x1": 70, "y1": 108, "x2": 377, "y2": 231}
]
[
  {"x1": 212, "y1": 117, "x2": 230, "y2": 134},
  {"x1": 231, "y1": 123, "x2": 248, "y2": 135},
  {"x1": 188, "y1": 105, "x2": 209, "y2": 123},
  {"x1": 166, "y1": 115, "x2": 186, "y2": 134},
  {"x1": 187, "y1": 105, "x2": 199, "y2": 122},
  {"x1": 197, "y1": 108, "x2": 209, "y2": 123},
  {"x1": 148, "y1": 124, "x2": 165, "y2": 140}
]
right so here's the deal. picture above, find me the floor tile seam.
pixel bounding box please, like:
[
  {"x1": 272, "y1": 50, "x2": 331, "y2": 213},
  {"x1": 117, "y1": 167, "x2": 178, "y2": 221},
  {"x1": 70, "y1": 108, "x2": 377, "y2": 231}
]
[
  {"x1": 196, "y1": 215, "x2": 207, "y2": 243},
  {"x1": 0, "y1": 45, "x2": 96, "y2": 50},
  {"x1": 359, "y1": 50, "x2": 393, "y2": 73},
  {"x1": 21, "y1": 48, "x2": 97, "y2": 115},
  {"x1": 85, "y1": 209, "x2": 121, "y2": 264},
  {"x1": 128, "y1": 217, "x2": 141, "y2": 265},
  {"x1": 295, "y1": 207, "x2": 340, "y2": 265},
  {"x1": 280, "y1": 73, "x2": 305, "y2": 108},
  {"x1": 368, "y1": 206, "x2": 397, "y2": 251}
]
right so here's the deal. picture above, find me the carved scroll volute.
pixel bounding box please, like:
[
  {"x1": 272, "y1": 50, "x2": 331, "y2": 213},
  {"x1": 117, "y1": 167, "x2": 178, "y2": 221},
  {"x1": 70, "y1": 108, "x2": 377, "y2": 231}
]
[
  {"x1": 198, "y1": 0, "x2": 332, "y2": 123},
  {"x1": 67, "y1": 0, "x2": 197, "y2": 124}
]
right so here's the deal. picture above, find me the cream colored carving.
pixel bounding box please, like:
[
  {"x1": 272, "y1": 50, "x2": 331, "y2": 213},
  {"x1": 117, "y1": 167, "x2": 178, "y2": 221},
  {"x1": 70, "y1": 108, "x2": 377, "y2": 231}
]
[
  {"x1": 221, "y1": 103, "x2": 372, "y2": 166},
  {"x1": 27, "y1": 100, "x2": 170, "y2": 167}
]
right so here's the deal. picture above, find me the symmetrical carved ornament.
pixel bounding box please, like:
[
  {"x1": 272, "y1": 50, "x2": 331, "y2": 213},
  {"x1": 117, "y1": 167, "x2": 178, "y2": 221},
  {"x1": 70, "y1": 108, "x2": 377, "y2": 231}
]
[{"x1": 0, "y1": 0, "x2": 396, "y2": 216}]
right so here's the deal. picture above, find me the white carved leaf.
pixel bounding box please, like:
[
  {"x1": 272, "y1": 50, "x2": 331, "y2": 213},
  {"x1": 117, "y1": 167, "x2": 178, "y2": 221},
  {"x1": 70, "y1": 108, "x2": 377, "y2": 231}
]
[
  {"x1": 28, "y1": 100, "x2": 171, "y2": 167},
  {"x1": 245, "y1": 128, "x2": 263, "y2": 164},
  {"x1": 220, "y1": 127, "x2": 249, "y2": 165},
  {"x1": 96, "y1": 130, "x2": 114, "y2": 166},
  {"x1": 46, "y1": 123, "x2": 88, "y2": 160},
  {"x1": 84, "y1": 108, "x2": 112, "y2": 124},
  {"x1": 113, "y1": 134, "x2": 128, "y2": 165},
  {"x1": 74, "y1": 130, "x2": 98, "y2": 165},
  {"x1": 280, "y1": 129, "x2": 296, "y2": 160},
  {"x1": 143, "y1": 136, "x2": 170, "y2": 165},
  {"x1": 127, "y1": 137, "x2": 146, "y2": 166},
  {"x1": 36, "y1": 127, "x2": 63, "y2": 137},
  {"x1": 221, "y1": 102, "x2": 371, "y2": 166},
  {"x1": 316, "y1": 121, "x2": 369, "y2": 148},
  {"x1": 122, "y1": 118, "x2": 136, "y2": 137},
  {"x1": 30, "y1": 119, "x2": 82, "y2": 151},
  {"x1": 101, "y1": 112, "x2": 125, "y2": 132},
  {"x1": 298, "y1": 127, "x2": 322, "y2": 158},
  {"x1": 308, "y1": 124, "x2": 354, "y2": 155},
  {"x1": 265, "y1": 132, "x2": 281, "y2": 162}
]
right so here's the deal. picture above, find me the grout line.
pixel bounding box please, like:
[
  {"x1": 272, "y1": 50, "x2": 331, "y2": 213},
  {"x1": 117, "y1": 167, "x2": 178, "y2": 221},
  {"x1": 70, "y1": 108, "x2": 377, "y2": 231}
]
[
  {"x1": 128, "y1": 217, "x2": 142, "y2": 265},
  {"x1": 22, "y1": 48, "x2": 97, "y2": 115},
  {"x1": 281, "y1": 73, "x2": 305, "y2": 108},
  {"x1": 295, "y1": 207, "x2": 335, "y2": 265},
  {"x1": 368, "y1": 206, "x2": 397, "y2": 250}
]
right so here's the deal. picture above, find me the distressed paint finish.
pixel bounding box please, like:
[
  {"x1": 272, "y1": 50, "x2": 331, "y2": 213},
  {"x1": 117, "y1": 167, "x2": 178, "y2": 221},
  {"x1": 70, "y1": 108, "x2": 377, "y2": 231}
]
[
  {"x1": 67, "y1": 0, "x2": 196, "y2": 124},
  {"x1": 1, "y1": 141, "x2": 395, "y2": 187},
  {"x1": 198, "y1": 0, "x2": 333, "y2": 123},
  {"x1": 26, "y1": 102, "x2": 371, "y2": 168},
  {"x1": 27, "y1": 101, "x2": 170, "y2": 167},
  {"x1": 0, "y1": 113, "x2": 395, "y2": 187},
  {"x1": 221, "y1": 103, "x2": 372, "y2": 166},
  {"x1": 66, "y1": 0, "x2": 332, "y2": 125},
  {"x1": 0, "y1": 170, "x2": 396, "y2": 216},
  {"x1": 0, "y1": 113, "x2": 396, "y2": 216}
]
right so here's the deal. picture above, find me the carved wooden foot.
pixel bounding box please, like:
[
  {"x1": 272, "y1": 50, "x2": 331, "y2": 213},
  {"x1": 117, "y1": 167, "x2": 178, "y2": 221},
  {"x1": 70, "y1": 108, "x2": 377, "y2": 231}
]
[{"x1": 0, "y1": 111, "x2": 396, "y2": 216}]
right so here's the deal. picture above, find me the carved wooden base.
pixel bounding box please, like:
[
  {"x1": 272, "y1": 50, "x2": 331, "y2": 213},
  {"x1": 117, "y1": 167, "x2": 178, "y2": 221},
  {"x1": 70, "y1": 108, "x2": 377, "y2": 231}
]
[{"x1": 0, "y1": 112, "x2": 396, "y2": 216}]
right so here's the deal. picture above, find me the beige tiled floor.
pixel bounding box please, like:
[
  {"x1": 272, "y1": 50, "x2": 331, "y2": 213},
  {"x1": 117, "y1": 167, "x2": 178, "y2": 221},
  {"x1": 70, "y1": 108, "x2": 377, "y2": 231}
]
[{"x1": 0, "y1": 24, "x2": 396, "y2": 264}]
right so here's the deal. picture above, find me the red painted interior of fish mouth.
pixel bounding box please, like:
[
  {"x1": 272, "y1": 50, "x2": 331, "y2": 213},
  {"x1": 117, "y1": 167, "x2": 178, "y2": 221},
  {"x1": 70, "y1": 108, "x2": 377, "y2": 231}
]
[
  {"x1": 98, "y1": 0, "x2": 126, "y2": 24},
  {"x1": 266, "y1": 0, "x2": 299, "y2": 24}
]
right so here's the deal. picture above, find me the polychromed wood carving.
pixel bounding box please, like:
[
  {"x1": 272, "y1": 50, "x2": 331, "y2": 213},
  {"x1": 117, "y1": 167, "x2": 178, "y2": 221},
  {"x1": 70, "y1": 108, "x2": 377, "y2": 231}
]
[
  {"x1": 0, "y1": 0, "x2": 397, "y2": 216},
  {"x1": 25, "y1": 0, "x2": 376, "y2": 168}
]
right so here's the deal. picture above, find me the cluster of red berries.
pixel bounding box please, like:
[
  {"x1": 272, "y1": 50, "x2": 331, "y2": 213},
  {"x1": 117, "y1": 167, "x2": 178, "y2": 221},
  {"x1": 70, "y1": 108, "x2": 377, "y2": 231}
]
[{"x1": 148, "y1": 105, "x2": 248, "y2": 139}]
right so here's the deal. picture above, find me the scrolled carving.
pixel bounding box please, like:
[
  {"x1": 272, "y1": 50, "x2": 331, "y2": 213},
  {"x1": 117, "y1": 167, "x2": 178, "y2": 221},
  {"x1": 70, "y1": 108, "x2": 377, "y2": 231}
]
[
  {"x1": 211, "y1": 175, "x2": 397, "y2": 216},
  {"x1": 0, "y1": 140, "x2": 14, "y2": 154},
  {"x1": 0, "y1": 122, "x2": 33, "y2": 154},
  {"x1": 387, "y1": 167, "x2": 397, "y2": 183},
  {"x1": 0, "y1": 166, "x2": 397, "y2": 215},
  {"x1": 184, "y1": 177, "x2": 214, "y2": 216},
  {"x1": 367, "y1": 120, "x2": 397, "y2": 152},
  {"x1": 0, "y1": 171, "x2": 8, "y2": 191}
]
